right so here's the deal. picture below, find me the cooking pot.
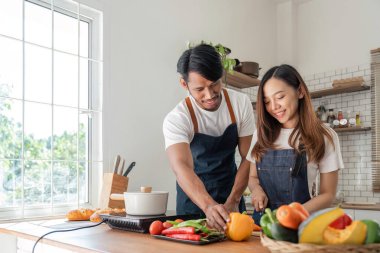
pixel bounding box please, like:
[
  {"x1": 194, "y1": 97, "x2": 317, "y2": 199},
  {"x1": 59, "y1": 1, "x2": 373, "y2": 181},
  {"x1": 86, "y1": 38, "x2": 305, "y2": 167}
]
[
  {"x1": 234, "y1": 61, "x2": 260, "y2": 78},
  {"x1": 110, "y1": 191, "x2": 169, "y2": 215}
]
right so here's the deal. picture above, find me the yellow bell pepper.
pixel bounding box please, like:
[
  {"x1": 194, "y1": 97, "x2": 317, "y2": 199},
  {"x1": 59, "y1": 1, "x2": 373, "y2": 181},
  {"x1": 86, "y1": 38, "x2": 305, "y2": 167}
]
[{"x1": 226, "y1": 212, "x2": 254, "y2": 241}]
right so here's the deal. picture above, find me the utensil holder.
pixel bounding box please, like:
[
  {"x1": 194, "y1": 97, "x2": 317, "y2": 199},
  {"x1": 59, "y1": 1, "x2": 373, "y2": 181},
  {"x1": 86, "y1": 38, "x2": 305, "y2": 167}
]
[{"x1": 99, "y1": 173, "x2": 129, "y2": 209}]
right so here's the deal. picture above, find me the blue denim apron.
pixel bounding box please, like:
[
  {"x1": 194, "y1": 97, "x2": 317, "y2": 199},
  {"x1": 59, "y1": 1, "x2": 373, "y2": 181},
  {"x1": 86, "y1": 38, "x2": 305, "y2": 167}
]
[
  {"x1": 176, "y1": 89, "x2": 246, "y2": 215},
  {"x1": 252, "y1": 148, "x2": 311, "y2": 225}
]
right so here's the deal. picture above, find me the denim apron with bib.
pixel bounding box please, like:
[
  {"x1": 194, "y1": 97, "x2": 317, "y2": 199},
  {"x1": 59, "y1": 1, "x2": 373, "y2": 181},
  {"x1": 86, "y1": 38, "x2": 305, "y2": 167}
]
[
  {"x1": 252, "y1": 147, "x2": 311, "y2": 225},
  {"x1": 176, "y1": 89, "x2": 246, "y2": 215}
]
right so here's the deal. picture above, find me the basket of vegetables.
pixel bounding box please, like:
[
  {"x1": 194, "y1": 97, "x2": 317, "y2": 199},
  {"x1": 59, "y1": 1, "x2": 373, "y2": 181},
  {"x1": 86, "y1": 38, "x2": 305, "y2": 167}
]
[{"x1": 260, "y1": 202, "x2": 380, "y2": 253}]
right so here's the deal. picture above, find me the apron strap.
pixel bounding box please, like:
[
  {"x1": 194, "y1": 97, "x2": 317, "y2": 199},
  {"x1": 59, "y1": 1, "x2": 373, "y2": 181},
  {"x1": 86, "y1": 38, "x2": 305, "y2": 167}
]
[
  {"x1": 185, "y1": 97, "x2": 199, "y2": 133},
  {"x1": 185, "y1": 88, "x2": 236, "y2": 133},
  {"x1": 222, "y1": 88, "x2": 236, "y2": 124}
]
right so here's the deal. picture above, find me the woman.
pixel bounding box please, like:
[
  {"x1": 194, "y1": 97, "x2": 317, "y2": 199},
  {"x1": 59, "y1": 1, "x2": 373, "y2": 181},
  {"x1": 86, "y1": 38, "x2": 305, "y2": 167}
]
[{"x1": 247, "y1": 64, "x2": 343, "y2": 224}]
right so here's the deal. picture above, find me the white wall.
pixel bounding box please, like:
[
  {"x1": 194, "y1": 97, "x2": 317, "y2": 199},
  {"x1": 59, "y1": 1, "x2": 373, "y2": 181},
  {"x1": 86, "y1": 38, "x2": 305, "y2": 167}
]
[
  {"x1": 100, "y1": 0, "x2": 276, "y2": 209},
  {"x1": 276, "y1": 0, "x2": 296, "y2": 64},
  {"x1": 86, "y1": 0, "x2": 380, "y2": 210},
  {"x1": 293, "y1": 0, "x2": 380, "y2": 75}
]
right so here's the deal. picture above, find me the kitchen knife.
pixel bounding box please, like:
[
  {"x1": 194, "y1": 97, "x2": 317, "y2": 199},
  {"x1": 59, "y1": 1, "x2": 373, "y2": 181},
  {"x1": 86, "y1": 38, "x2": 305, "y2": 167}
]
[
  {"x1": 113, "y1": 155, "x2": 121, "y2": 174},
  {"x1": 123, "y1": 161, "x2": 136, "y2": 177},
  {"x1": 118, "y1": 158, "x2": 125, "y2": 175}
]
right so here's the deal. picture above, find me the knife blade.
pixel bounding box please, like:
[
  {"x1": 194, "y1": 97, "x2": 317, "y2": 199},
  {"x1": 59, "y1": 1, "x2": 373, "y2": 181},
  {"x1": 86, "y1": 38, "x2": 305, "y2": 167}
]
[
  {"x1": 118, "y1": 158, "x2": 125, "y2": 175},
  {"x1": 113, "y1": 155, "x2": 121, "y2": 174},
  {"x1": 123, "y1": 161, "x2": 136, "y2": 177}
]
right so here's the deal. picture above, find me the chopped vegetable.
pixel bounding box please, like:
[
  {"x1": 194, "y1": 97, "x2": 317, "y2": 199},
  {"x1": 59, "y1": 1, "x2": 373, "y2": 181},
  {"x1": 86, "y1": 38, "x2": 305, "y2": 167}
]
[
  {"x1": 252, "y1": 223, "x2": 262, "y2": 231},
  {"x1": 167, "y1": 234, "x2": 201, "y2": 241},
  {"x1": 162, "y1": 227, "x2": 195, "y2": 235}
]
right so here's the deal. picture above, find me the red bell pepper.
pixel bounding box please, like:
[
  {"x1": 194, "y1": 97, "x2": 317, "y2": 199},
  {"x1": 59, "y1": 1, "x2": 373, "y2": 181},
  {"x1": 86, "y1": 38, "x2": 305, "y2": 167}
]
[
  {"x1": 329, "y1": 214, "x2": 352, "y2": 229},
  {"x1": 161, "y1": 227, "x2": 195, "y2": 235},
  {"x1": 167, "y1": 234, "x2": 201, "y2": 241}
]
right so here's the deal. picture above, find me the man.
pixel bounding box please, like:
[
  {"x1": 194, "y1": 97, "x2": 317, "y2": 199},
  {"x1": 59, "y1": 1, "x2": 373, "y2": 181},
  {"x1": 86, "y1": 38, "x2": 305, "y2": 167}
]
[{"x1": 163, "y1": 44, "x2": 254, "y2": 231}]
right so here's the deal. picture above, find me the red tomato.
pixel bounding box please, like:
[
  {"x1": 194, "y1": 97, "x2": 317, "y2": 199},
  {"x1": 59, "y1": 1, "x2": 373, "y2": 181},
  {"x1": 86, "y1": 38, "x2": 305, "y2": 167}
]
[
  {"x1": 174, "y1": 218, "x2": 184, "y2": 223},
  {"x1": 149, "y1": 220, "x2": 164, "y2": 235},
  {"x1": 163, "y1": 221, "x2": 173, "y2": 229}
]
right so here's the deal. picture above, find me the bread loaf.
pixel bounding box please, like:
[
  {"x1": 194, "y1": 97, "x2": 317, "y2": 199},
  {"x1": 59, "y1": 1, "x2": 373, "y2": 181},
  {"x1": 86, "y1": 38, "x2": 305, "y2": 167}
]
[
  {"x1": 89, "y1": 208, "x2": 126, "y2": 222},
  {"x1": 90, "y1": 212, "x2": 102, "y2": 222},
  {"x1": 66, "y1": 208, "x2": 95, "y2": 221}
]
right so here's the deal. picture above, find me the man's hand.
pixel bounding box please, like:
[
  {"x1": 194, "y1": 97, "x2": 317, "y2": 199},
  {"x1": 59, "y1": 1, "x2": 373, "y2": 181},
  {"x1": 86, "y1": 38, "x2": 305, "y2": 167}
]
[
  {"x1": 223, "y1": 199, "x2": 239, "y2": 213},
  {"x1": 251, "y1": 186, "x2": 268, "y2": 212},
  {"x1": 204, "y1": 204, "x2": 230, "y2": 232}
]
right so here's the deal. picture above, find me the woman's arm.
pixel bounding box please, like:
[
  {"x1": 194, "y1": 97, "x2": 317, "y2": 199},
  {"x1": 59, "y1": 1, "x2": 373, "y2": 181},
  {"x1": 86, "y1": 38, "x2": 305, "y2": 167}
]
[
  {"x1": 248, "y1": 162, "x2": 268, "y2": 211},
  {"x1": 303, "y1": 170, "x2": 338, "y2": 213}
]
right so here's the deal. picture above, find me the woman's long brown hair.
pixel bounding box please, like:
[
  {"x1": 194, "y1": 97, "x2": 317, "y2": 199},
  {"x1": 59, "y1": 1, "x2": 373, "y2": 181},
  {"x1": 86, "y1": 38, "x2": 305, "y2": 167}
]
[{"x1": 252, "y1": 64, "x2": 334, "y2": 163}]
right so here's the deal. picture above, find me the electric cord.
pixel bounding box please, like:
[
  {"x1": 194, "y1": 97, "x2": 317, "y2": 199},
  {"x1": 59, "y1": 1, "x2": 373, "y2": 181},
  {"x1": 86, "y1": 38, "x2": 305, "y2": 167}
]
[{"x1": 32, "y1": 220, "x2": 106, "y2": 253}]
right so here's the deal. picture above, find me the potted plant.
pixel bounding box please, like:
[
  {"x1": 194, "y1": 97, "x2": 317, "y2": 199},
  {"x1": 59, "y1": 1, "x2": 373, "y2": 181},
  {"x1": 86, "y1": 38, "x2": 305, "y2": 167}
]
[{"x1": 187, "y1": 41, "x2": 237, "y2": 74}]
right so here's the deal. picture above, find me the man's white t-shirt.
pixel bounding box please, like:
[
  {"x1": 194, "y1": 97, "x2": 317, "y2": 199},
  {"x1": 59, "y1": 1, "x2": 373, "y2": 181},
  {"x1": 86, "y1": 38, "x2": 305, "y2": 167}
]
[
  {"x1": 163, "y1": 88, "x2": 255, "y2": 149},
  {"x1": 246, "y1": 127, "x2": 344, "y2": 197}
]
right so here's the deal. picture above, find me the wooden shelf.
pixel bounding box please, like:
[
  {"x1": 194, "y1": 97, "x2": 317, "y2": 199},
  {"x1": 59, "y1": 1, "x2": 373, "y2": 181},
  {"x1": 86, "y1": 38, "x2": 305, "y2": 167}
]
[
  {"x1": 334, "y1": 126, "x2": 371, "y2": 133},
  {"x1": 224, "y1": 71, "x2": 260, "y2": 89},
  {"x1": 310, "y1": 85, "x2": 370, "y2": 99}
]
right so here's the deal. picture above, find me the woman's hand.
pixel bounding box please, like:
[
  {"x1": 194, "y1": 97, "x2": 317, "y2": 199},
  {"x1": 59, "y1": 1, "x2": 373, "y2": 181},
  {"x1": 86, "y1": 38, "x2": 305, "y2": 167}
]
[{"x1": 251, "y1": 186, "x2": 268, "y2": 212}]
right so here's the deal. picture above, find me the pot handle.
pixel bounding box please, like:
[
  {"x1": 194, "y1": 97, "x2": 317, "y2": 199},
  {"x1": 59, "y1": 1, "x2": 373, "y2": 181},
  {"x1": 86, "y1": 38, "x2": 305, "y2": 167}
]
[{"x1": 110, "y1": 193, "x2": 124, "y2": 201}]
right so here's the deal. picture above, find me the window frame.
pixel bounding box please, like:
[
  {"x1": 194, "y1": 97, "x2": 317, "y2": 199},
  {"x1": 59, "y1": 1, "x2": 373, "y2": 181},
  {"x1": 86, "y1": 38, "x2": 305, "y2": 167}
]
[
  {"x1": 371, "y1": 48, "x2": 380, "y2": 192},
  {"x1": 0, "y1": 0, "x2": 103, "y2": 220}
]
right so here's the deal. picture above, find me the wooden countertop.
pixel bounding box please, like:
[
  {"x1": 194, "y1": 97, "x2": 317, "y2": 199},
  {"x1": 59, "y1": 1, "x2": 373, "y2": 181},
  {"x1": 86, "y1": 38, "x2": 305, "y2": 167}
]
[{"x1": 0, "y1": 219, "x2": 270, "y2": 253}]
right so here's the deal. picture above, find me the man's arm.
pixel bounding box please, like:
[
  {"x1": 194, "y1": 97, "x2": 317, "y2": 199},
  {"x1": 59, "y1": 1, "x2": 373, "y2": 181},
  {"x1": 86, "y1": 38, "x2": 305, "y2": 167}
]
[
  {"x1": 166, "y1": 143, "x2": 229, "y2": 231},
  {"x1": 224, "y1": 135, "x2": 252, "y2": 212}
]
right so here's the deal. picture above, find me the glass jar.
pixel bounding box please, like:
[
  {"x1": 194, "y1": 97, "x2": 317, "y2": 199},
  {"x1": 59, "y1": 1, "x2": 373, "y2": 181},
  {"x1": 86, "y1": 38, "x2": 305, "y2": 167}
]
[
  {"x1": 356, "y1": 112, "x2": 361, "y2": 126},
  {"x1": 337, "y1": 110, "x2": 343, "y2": 121},
  {"x1": 348, "y1": 111, "x2": 356, "y2": 127},
  {"x1": 327, "y1": 109, "x2": 335, "y2": 127}
]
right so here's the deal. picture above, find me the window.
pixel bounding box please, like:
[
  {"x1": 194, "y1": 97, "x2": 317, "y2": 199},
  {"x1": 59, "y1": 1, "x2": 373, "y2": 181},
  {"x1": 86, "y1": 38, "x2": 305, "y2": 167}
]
[
  {"x1": 0, "y1": 0, "x2": 103, "y2": 219},
  {"x1": 371, "y1": 48, "x2": 380, "y2": 192}
]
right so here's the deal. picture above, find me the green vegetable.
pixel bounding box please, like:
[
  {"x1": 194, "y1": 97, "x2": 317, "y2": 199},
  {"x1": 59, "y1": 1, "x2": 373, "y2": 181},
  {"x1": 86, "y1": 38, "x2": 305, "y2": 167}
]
[
  {"x1": 271, "y1": 223, "x2": 298, "y2": 243},
  {"x1": 260, "y1": 208, "x2": 298, "y2": 243},
  {"x1": 260, "y1": 208, "x2": 275, "y2": 238},
  {"x1": 361, "y1": 220, "x2": 380, "y2": 244},
  {"x1": 173, "y1": 219, "x2": 212, "y2": 234}
]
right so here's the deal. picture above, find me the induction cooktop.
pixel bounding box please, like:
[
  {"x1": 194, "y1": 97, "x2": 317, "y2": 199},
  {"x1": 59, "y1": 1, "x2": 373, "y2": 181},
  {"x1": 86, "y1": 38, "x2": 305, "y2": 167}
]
[{"x1": 100, "y1": 211, "x2": 203, "y2": 233}]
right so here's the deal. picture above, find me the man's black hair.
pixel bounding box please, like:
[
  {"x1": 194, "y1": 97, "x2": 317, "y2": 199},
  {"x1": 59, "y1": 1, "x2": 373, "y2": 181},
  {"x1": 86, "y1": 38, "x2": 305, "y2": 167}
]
[{"x1": 176, "y1": 44, "x2": 223, "y2": 83}]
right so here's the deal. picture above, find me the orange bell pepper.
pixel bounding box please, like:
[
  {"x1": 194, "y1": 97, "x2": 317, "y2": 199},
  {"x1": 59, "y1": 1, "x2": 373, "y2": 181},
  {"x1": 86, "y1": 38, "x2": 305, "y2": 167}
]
[
  {"x1": 276, "y1": 202, "x2": 309, "y2": 230},
  {"x1": 289, "y1": 202, "x2": 309, "y2": 218}
]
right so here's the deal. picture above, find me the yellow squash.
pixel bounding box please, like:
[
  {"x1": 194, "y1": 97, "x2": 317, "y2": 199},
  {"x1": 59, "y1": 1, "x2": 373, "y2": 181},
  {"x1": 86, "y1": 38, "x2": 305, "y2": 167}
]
[
  {"x1": 226, "y1": 212, "x2": 254, "y2": 242},
  {"x1": 298, "y1": 207, "x2": 345, "y2": 244},
  {"x1": 323, "y1": 220, "x2": 367, "y2": 245}
]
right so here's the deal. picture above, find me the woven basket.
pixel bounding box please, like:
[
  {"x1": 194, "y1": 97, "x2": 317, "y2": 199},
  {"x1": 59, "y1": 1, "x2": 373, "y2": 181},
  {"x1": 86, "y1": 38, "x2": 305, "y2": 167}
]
[{"x1": 261, "y1": 235, "x2": 380, "y2": 253}]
